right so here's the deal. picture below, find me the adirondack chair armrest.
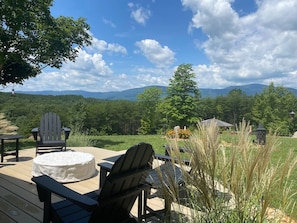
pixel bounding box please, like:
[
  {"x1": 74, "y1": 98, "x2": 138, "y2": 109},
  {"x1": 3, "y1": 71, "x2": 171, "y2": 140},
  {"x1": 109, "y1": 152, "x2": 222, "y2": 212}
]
[
  {"x1": 62, "y1": 127, "x2": 71, "y2": 140},
  {"x1": 164, "y1": 144, "x2": 188, "y2": 155},
  {"x1": 97, "y1": 162, "x2": 113, "y2": 187},
  {"x1": 32, "y1": 175, "x2": 97, "y2": 211},
  {"x1": 154, "y1": 154, "x2": 191, "y2": 166},
  {"x1": 31, "y1": 128, "x2": 39, "y2": 141},
  {"x1": 97, "y1": 162, "x2": 113, "y2": 171}
]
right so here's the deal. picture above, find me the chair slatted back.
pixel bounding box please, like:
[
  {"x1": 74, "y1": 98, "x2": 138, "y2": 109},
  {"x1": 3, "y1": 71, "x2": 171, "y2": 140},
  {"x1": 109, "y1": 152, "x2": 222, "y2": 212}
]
[
  {"x1": 40, "y1": 112, "x2": 62, "y2": 142},
  {"x1": 99, "y1": 143, "x2": 154, "y2": 217}
]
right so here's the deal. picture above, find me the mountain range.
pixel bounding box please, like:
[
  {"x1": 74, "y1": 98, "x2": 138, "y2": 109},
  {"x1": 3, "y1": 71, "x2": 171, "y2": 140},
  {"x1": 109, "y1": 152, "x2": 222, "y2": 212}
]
[{"x1": 17, "y1": 84, "x2": 297, "y2": 101}]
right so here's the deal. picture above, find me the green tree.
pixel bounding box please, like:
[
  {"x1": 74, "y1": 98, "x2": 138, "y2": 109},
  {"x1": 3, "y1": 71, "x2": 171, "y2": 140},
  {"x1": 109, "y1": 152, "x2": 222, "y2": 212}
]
[
  {"x1": 251, "y1": 83, "x2": 297, "y2": 135},
  {"x1": 69, "y1": 100, "x2": 87, "y2": 133},
  {"x1": 85, "y1": 100, "x2": 113, "y2": 135},
  {"x1": 108, "y1": 100, "x2": 141, "y2": 135},
  {"x1": 0, "y1": 0, "x2": 91, "y2": 86},
  {"x1": 214, "y1": 96, "x2": 226, "y2": 120},
  {"x1": 199, "y1": 97, "x2": 220, "y2": 120},
  {"x1": 224, "y1": 89, "x2": 253, "y2": 125},
  {"x1": 137, "y1": 87, "x2": 162, "y2": 134},
  {"x1": 164, "y1": 64, "x2": 200, "y2": 128}
]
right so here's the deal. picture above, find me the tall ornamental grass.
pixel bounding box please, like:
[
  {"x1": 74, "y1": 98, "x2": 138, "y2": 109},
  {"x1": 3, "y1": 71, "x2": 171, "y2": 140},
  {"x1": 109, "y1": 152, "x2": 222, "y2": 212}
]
[
  {"x1": 161, "y1": 120, "x2": 297, "y2": 222},
  {"x1": 67, "y1": 126, "x2": 92, "y2": 147}
]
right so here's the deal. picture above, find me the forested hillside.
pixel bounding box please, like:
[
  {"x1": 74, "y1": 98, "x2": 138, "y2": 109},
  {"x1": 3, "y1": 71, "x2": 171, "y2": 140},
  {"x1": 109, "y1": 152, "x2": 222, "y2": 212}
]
[
  {"x1": 1, "y1": 83, "x2": 297, "y2": 137},
  {"x1": 0, "y1": 92, "x2": 141, "y2": 136},
  {"x1": 17, "y1": 84, "x2": 297, "y2": 100}
]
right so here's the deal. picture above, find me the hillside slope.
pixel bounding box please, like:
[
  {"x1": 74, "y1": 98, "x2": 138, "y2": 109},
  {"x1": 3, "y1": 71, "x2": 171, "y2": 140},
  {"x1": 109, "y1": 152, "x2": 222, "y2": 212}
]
[{"x1": 17, "y1": 84, "x2": 297, "y2": 100}]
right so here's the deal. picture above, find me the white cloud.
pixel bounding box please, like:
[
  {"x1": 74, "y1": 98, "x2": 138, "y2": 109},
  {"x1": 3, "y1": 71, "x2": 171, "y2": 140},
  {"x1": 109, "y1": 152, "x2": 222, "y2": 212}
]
[
  {"x1": 136, "y1": 73, "x2": 168, "y2": 86},
  {"x1": 257, "y1": 0, "x2": 297, "y2": 31},
  {"x1": 18, "y1": 36, "x2": 121, "y2": 92},
  {"x1": 190, "y1": 0, "x2": 239, "y2": 39},
  {"x1": 182, "y1": 0, "x2": 297, "y2": 88},
  {"x1": 63, "y1": 48, "x2": 113, "y2": 77},
  {"x1": 135, "y1": 66, "x2": 173, "y2": 86},
  {"x1": 128, "y1": 3, "x2": 151, "y2": 25},
  {"x1": 135, "y1": 39, "x2": 175, "y2": 67},
  {"x1": 102, "y1": 18, "x2": 116, "y2": 28},
  {"x1": 106, "y1": 43, "x2": 127, "y2": 55},
  {"x1": 89, "y1": 38, "x2": 127, "y2": 55}
]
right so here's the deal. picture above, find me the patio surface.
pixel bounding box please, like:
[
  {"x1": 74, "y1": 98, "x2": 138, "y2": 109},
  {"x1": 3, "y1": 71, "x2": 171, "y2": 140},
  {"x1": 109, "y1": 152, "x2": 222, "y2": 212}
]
[{"x1": 0, "y1": 147, "x2": 168, "y2": 222}]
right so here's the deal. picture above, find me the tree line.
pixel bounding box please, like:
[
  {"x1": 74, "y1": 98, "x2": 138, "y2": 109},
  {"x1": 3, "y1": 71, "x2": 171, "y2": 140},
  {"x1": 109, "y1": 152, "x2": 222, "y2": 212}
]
[{"x1": 1, "y1": 80, "x2": 297, "y2": 137}]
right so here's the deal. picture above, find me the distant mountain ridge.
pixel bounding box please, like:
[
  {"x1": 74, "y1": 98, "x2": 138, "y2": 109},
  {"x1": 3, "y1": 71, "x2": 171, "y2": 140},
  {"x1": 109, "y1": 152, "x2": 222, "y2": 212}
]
[{"x1": 17, "y1": 84, "x2": 297, "y2": 100}]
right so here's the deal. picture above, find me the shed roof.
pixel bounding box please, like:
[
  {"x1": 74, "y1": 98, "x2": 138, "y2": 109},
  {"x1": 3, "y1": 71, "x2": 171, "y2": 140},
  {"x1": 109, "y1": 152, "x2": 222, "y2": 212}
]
[{"x1": 200, "y1": 118, "x2": 233, "y2": 127}]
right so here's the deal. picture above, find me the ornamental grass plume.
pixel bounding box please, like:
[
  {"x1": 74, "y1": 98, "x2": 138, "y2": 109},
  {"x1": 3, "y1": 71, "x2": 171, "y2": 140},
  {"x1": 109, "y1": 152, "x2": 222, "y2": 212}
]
[{"x1": 160, "y1": 119, "x2": 297, "y2": 222}]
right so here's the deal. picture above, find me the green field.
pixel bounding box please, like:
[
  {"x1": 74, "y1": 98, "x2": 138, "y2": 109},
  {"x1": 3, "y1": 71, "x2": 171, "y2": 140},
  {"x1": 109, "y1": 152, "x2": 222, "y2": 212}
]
[{"x1": 88, "y1": 134, "x2": 168, "y2": 153}]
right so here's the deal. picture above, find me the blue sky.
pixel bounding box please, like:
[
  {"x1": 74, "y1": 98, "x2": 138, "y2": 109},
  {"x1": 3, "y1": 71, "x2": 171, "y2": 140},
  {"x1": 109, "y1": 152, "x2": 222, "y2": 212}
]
[{"x1": 14, "y1": 0, "x2": 297, "y2": 92}]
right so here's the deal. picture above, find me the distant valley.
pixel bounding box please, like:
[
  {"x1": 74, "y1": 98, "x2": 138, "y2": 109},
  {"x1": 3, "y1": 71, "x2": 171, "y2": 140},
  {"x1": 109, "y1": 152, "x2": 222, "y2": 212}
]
[{"x1": 17, "y1": 84, "x2": 297, "y2": 101}]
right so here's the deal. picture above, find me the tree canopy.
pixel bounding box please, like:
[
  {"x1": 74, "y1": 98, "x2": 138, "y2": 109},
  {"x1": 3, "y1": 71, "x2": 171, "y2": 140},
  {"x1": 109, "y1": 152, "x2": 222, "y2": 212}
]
[
  {"x1": 251, "y1": 83, "x2": 297, "y2": 135},
  {"x1": 0, "y1": 0, "x2": 92, "y2": 86},
  {"x1": 164, "y1": 64, "x2": 200, "y2": 127},
  {"x1": 137, "y1": 87, "x2": 162, "y2": 134}
]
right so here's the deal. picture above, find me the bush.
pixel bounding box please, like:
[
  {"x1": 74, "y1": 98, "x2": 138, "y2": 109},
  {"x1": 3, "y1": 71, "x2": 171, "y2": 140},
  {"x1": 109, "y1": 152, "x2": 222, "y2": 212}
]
[{"x1": 166, "y1": 128, "x2": 192, "y2": 139}]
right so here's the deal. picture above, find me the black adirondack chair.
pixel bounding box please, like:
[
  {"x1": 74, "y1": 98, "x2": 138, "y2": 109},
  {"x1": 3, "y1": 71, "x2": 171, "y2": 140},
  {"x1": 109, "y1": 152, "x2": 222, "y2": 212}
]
[
  {"x1": 32, "y1": 142, "x2": 155, "y2": 223},
  {"x1": 143, "y1": 145, "x2": 191, "y2": 222},
  {"x1": 31, "y1": 112, "x2": 70, "y2": 155},
  {"x1": 98, "y1": 144, "x2": 191, "y2": 222}
]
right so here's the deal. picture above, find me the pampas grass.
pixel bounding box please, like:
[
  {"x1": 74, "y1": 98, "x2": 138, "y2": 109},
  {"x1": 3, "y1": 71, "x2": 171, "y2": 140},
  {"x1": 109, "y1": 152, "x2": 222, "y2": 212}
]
[{"x1": 159, "y1": 119, "x2": 297, "y2": 222}]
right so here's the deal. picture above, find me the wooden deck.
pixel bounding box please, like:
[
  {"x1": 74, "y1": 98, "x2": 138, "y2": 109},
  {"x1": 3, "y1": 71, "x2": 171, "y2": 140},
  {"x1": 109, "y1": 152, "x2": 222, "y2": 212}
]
[{"x1": 0, "y1": 147, "x2": 165, "y2": 223}]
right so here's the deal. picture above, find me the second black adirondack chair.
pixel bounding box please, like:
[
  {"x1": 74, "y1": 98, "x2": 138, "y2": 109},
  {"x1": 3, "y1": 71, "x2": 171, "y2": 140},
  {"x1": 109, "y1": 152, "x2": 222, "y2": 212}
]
[
  {"x1": 143, "y1": 145, "x2": 191, "y2": 222},
  {"x1": 32, "y1": 112, "x2": 70, "y2": 155},
  {"x1": 32, "y1": 142, "x2": 155, "y2": 223}
]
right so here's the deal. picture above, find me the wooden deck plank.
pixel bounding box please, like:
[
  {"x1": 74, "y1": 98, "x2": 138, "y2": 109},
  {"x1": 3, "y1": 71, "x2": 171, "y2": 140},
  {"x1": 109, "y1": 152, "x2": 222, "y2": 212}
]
[
  {"x1": 0, "y1": 175, "x2": 43, "y2": 209},
  {"x1": 0, "y1": 209, "x2": 17, "y2": 223},
  {"x1": 0, "y1": 196, "x2": 41, "y2": 223}
]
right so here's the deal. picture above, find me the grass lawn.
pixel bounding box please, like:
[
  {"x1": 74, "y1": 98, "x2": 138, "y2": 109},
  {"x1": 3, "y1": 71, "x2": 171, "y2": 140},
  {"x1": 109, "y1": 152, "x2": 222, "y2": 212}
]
[{"x1": 88, "y1": 134, "x2": 168, "y2": 154}]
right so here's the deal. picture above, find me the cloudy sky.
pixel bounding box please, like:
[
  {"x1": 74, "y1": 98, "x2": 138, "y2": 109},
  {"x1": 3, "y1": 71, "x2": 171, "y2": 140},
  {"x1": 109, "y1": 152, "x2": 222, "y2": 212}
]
[{"x1": 14, "y1": 0, "x2": 297, "y2": 92}]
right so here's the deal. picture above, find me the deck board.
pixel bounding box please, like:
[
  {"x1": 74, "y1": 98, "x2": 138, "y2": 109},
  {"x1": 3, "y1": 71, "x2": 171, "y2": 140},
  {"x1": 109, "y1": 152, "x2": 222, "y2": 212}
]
[
  {"x1": 0, "y1": 209, "x2": 17, "y2": 223},
  {"x1": 0, "y1": 147, "x2": 165, "y2": 222}
]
